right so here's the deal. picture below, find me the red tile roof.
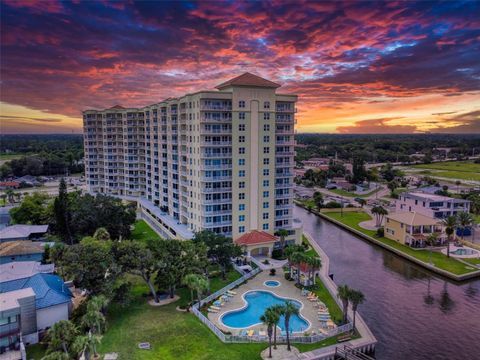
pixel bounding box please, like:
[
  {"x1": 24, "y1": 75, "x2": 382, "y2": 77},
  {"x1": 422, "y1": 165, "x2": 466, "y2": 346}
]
[
  {"x1": 216, "y1": 72, "x2": 281, "y2": 89},
  {"x1": 235, "y1": 230, "x2": 277, "y2": 245}
]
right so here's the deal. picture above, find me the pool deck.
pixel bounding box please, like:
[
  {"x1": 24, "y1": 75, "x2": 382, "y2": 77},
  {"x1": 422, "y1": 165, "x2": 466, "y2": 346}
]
[{"x1": 208, "y1": 271, "x2": 324, "y2": 335}]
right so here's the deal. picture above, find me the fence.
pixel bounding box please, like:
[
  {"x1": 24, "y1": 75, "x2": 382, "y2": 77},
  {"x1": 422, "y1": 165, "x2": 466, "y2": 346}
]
[{"x1": 191, "y1": 266, "x2": 353, "y2": 344}]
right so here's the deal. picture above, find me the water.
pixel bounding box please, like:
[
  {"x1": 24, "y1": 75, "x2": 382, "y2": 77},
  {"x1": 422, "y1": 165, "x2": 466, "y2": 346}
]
[
  {"x1": 296, "y1": 206, "x2": 480, "y2": 360},
  {"x1": 220, "y1": 290, "x2": 309, "y2": 332},
  {"x1": 451, "y1": 248, "x2": 477, "y2": 256},
  {"x1": 264, "y1": 280, "x2": 280, "y2": 287}
]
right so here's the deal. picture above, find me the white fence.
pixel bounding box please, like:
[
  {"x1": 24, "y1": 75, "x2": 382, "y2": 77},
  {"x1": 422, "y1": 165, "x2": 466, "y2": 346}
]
[{"x1": 191, "y1": 266, "x2": 353, "y2": 344}]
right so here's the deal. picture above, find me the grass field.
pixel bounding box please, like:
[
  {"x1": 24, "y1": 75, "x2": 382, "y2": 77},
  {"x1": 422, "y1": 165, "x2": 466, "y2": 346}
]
[
  {"x1": 411, "y1": 161, "x2": 480, "y2": 181},
  {"x1": 0, "y1": 152, "x2": 25, "y2": 161},
  {"x1": 130, "y1": 219, "x2": 162, "y2": 241},
  {"x1": 323, "y1": 211, "x2": 477, "y2": 275}
]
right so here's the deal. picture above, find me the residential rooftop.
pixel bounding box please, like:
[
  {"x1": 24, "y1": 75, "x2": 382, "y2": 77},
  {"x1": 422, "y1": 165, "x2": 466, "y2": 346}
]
[
  {"x1": 215, "y1": 72, "x2": 281, "y2": 89},
  {"x1": 0, "y1": 261, "x2": 55, "y2": 282},
  {"x1": 235, "y1": 230, "x2": 277, "y2": 246},
  {"x1": 0, "y1": 240, "x2": 46, "y2": 257},
  {"x1": 386, "y1": 212, "x2": 440, "y2": 226},
  {"x1": 0, "y1": 288, "x2": 35, "y2": 311},
  {"x1": 402, "y1": 192, "x2": 470, "y2": 202},
  {"x1": 0, "y1": 224, "x2": 49, "y2": 241}
]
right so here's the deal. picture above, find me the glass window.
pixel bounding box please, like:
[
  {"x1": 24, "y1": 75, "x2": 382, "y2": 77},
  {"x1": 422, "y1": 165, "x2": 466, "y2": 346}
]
[
  {"x1": 239, "y1": 101, "x2": 245, "y2": 108},
  {"x1": 262, "y1": 223, "x2": 269, "y2": 230},
  {"x1": 239, "y1": 226, "x2": 245, "y2": 233},
  {"x1": 239, "y1": 204, "x2": 245, "y2": 211},
  {"x1": 264, "y1": 101, "x2": 270, "y2": 109}
]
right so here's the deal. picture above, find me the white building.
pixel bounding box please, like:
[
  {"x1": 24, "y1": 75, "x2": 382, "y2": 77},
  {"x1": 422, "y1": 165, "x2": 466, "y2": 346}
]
[
  {"x1": 83, "y1": 73, "x2": 302, "y2": 245},
  {"x1": 396, "y1": 192, "x2": 471, "y2": 219}
]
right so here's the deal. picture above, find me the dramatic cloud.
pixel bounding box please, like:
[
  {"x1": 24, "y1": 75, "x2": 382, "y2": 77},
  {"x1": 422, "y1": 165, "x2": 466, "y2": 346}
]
[
  {"x1": 0, "y1": 0, "x2": 479, "y2": 133},
  {"x1": 336, "y1": 117, "x2": 417, "y2": 134}
]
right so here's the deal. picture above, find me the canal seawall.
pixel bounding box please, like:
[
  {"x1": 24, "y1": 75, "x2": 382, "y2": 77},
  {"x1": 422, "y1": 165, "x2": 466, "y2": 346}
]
[{"x1": 295, "y1": 201, "x2": 480, "y2": 282}]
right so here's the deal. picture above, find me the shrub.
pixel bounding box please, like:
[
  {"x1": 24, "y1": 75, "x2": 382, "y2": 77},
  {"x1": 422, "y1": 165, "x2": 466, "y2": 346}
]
[
  {"x1": 270, "y1": 269, "x2": 276, "y2": 276},
  {"x1": 263, "y1": 259, "x2": 270, "y2": 265},
  {"x1": 376, "y1": 227, "x2": 385, "y2": 237},
  {"x1": 324, "y1": 201, "x2": 342, "y2": 208},
  {"x1": 271, "y1": 249, "x2": 286, "y2": 260},
  {"x1": 285, "y1": 273, "x2": 291, "y2": 281}
]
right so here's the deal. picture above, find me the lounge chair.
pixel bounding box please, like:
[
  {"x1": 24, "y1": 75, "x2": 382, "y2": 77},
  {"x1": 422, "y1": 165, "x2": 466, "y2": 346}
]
[
  {"x1": 210, "y1": 305, "x2": 221, "y2": 310},
  {"x1": 239, "y1": 330, "x2": 247, "y2": 336},
  {"x1": 207, "y1": 308, "x2": 218, "y2": 313},
  {"x1": 227, "y1": 290, "x2": 237, "y2": 295}
]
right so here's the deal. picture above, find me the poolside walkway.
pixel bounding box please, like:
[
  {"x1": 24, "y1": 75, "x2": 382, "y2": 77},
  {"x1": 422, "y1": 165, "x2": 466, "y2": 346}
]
[{"x1": 207, "y1": 271, "x2": 321, "y2": 335}]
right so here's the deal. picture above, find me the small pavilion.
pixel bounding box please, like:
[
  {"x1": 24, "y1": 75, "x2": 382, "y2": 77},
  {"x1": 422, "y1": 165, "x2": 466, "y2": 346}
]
[{"x1": 235, "y1": 230, "x2": 278, "y2": 258}]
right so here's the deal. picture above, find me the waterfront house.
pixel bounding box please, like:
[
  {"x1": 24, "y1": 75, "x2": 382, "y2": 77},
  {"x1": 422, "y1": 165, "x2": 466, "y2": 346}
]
[
  {"x1": 395, "y1": 192, "x2": 470, "y2": 219},
  {"x1": 385, "y1": 212, "x2": 444, "y2": 248}
]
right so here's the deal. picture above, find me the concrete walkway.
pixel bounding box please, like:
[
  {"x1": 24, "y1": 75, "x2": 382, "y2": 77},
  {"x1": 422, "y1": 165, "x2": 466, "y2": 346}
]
[{"x1": 261, "y1": 345, "x2": 301, "y2": 360}]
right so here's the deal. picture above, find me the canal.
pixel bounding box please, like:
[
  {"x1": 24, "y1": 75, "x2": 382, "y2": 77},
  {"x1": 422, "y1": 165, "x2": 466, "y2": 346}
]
[{"x1": 295, "y1": 206, "x2": 480, "y2": 360}]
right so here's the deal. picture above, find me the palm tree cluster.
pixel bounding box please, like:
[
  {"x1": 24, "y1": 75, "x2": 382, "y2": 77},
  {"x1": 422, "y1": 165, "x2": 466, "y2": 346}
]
[
  {"x1": 336, "y1": 285, "x2": 365, "y2": 333},
  {"x1": 371, "y1": 205, "x2": 388, "y2": 227},
  {"x1": 261, "y1": 301, "x2": 300, "y2": 357},
  {"x1": 183, "y1": 273, "x2": 209, "y2": 308},
  {"x1": 285, "y1": 245, "x2": 321, "y2": 286},
  {"x1": 442, "y1": 211, "x2": 475, "y2": 257}
]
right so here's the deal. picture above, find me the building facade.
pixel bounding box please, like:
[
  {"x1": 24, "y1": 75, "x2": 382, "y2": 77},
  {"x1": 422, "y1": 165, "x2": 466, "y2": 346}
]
[
  {"x1": 83, "y1": 73, "x2": 302, "y2": 244},
  {"x1": 395, "y1": 192, "x2": 471, "y2": 219}
]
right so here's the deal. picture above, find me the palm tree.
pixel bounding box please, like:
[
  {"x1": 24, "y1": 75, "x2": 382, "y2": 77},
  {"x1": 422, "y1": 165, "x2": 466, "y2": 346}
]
[
  {"x1": 270, "y1": 304, "x2": 284, "y2": 349},
  {"x1": 276, "y1": 228, "x2": 289, "y2": 256},
  {"x1": 289, "y1": 252, "x2": 306, "y2": 285},
  {"x1": 371, "y1": 205, "x2": 388, "y2": 227},
  {"x1": 0, "y1": 193, "x2": 6, "y2": 207},
  {"x1": 457, "y1": 212, "x2": 474, "y2": 241},
  {"x1": 426, "y1": 233, "x2": 437, "y2": 265},
  {"x1": 442, "y1": 215, "x2": 458, "y2": 257},
  {"x1": 357, "y1": 198, "x2": 367, "y2": 208},
  {"x1": 5, "y1": 189, "x2": 14, "y2": 204},
  {"x1": 73, "y1": 331, "x2": 102, "y2": 360},
  {"x1": 195, "y1": 276, "x2": 209, "y2": 304},
  {"x1": 348, "y1": 289, "x2": 365, "y2": 333},
  {"x1": 307, "y1": 257, "x2": 321, "y2": 285},
  {"x1": 282, "y1": 301, "x2": 299, "y2": 351},
  {"x1": 260, "y1": 308, "x2": 278, "y2": 358},
  {"x1": 47, "y1": 320, "x2": 78, "y2": 355},
  {"x1": 337, "y1": 284, "x2": 351, "y2": 324},
  {"x1": 313, "y1": 191, "x2": 323, "y2": 209},
  {"x1": 183, "y1": 273, "x2": 200, "y2": 306}
]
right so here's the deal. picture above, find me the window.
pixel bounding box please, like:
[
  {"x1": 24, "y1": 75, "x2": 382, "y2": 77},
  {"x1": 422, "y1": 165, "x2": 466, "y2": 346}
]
[
  {"x1": 239, "y1": 136, "x2": 245, "y2": 143},
  {"x1": 263, "y1": 113, "x2": 270, "y2": 120},
  {"x1": 263, "y1": 191, "x2": 269, "y2": 198},
  {"x1": 239, "y1": 170, "x2": 245, "y2": 177},
  {"x1": 264, "y1": 101, "x2": 270, "y2": 109},
  {"x1": 263, "y1": 213, "x2": 269, "y2": 219},
  {"x1": 239, "y1": 226, "x2": 245, "y2": 233},
  {"x1": 239, "y1": 112, "x2": 245, "y2": 120},
  {"x1": 263, "y1": 158, "x2": 270, "y2": 165},
  {"x1": 263, "y1": 147, "x2": 270, "y2": 154},
  {"x1": 239, "y1": 124, "x2": 245, "y2": 131},
  {"x1": 239, "y1": 159, "x2": 245, "y2": 166},
  {"x1": 239, "y1": 101, "x2": 245, "y2": 108},
  {"x1": 263, "y1": 169, "x2": 269, "y2": 176},
  {"x1": 239, "y1": 193, "x2": 245, "y2": 200},
  {"x1": 239, "y1": 204, "x2": 245, "y2": 211},
  {"x1": 263, "y1": 135, "x2": 270, "y2": 142},
  {"x1": 263, "y1": 180, "x2": 269, "y2": 186},
  {"x1": 263, "y1": 223, "x2": 269, "y2": 230},
  {"x1": 239, "y1": 215, "x2": 245, "y2": 222},
  {"x1": 239, "y1": 181, "x2": 245, "y2": 188},
  {"x1": 239, "y1": 147, "x2": 245, "y2": 154},
  {"x1": 264, "y1": 124, "x2": 270, "y2": 131},
  {"x1": 263, "y1": 202, "x2": 269, "y2": 208}
]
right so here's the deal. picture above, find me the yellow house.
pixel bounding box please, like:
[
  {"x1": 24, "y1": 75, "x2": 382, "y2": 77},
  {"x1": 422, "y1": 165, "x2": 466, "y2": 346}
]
[{"x1": 384, "y1": 212, "x2": 444, "y2": 248}]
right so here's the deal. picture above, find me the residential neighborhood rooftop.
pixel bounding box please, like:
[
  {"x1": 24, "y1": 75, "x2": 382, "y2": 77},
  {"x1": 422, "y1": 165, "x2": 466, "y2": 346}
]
[
  {"x1": 0, "y1": 240, "x2": 47, "y2": 257},
  {"x1": 402, "y1": 192, "x2": 470, "y2": 202},
  {"x1": 386, "y1": 212, "x2": 440, "y2": 226},
  {"x1": 0, "y1": 261, "x2": 55, "y2": 282},
  {"x1": 235, "y1": 230, "x2": 278, "y2": 246},
  {"x1": 0, "y1": 288, "x2": 36, "y2": 311},
  {"x1": 0, "y1": 224, "x2": 49, "y2": 241}
]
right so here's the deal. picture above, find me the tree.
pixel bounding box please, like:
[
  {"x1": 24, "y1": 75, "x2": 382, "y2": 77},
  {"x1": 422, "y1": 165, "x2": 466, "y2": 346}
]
[
  {"x1": 270, "y1": 304, "x2": 284, "y2": 349},
  {"x1": 351, "y1": 155, "x2": 367, "y2": 184},
  {"x1": 387, "y1": 180, "x2": 398, "y2": 198},
  {"x1": 313, "y1": 191, "x2": 324, "y2": 209},
  {"x1": 46, "y1": 320, "x2": 78, "y2": 356},
  {"x1": 337, "y1": 284, "x2": 351, "y2": 324},
  {"x1": 93, "y1": 227, "x2": 111, "y2": 241},
  {"x1": 81, "y1": 296, "x2": 108, "y2": 336},
  {"x1": 260, "y1": 308, "x2": 278, "y2": 358},
  {"x1": 53, "y1": 178, "x2": 73, "y2": 244},
  {"x1": 348, "y1": 289, "x2": 365, "y2": 333},
  {"x1": 114, "y1": 240, "x2": 160, "y2": 302},
  {"x1": 183, "y1": 273, "x2": 209, "y2": 306},
  {"x1": 357, "y1": 198, "x2": 367, "y2": 208},
  {"x1": 457, "y1": 212, "x2": 474, "y2": 241},
  {"x1": 73, "y1": 331, "x2": 102, "y2": 360},
  {"x1": 9, "y1": 192, "x2": 52, "y2": 224},
  {"x1": 193, "y1": 231, "x2": 241, "y2": 279},
  {"x1": 275, "y1": 229, "x2": 289, "y2": 256},
  {"x1": 5, "y1": 188, "x2": 15, "y2": 204},
  {"x1": 371, "y1": 206, "x2": 388, "y2": 227},
  {"x1": 282, "y1": 301, "x2": 299, "y2": 351},
  {"x1": 442, "y1": 215, "x2": 458, "y2": 257},
  {"x1": 306, "y1": 256, "x2": 321, "y2": 285}
]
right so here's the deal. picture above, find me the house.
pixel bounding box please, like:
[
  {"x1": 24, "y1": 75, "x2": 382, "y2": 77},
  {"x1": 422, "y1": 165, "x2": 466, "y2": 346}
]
[
  {"x1": 0, "y1": 181, "x2": 20, "y2": 190},
  {"x1": 0, "y1": 225, "x2": 49, "y2": 243},
  {"x1": 0, "y1": 241, "x2": 47, "y2": 264},
  {"x1": 0, "y1": 261, "x2": 54, "y2": 282},
  {"x1": 14, "y1": 176, "x2": 41, "y2": 187},
  {"x1": 0, "y1": 273, "x2": 73, "y2": 345},
  {"x1": 395, "y1": 192, "x2": 471, "y2": 219},
  {"x1": 385, "y1": 212, "x2": 444, "y2": 248},
  {"x1": 235, "y1": 230, "x2": 279, "y2": 257}
]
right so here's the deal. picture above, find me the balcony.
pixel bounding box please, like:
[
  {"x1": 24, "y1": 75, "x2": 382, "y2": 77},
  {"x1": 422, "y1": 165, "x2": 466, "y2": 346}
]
[
  {"x1": 200, "y1": 141, "x2": 232, "y2": 146},
  {"x1": 201, "y1": 152, "x2": 232, "y2": 158}
]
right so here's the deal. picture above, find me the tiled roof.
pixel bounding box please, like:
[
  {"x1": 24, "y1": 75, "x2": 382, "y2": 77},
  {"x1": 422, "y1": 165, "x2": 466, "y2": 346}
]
[
  {"x1": 216, "y1": 72, "x2": 281, "y2": 89},
  {"x1": 0, "y1": 261, "x2": 54, "y2": 282},
  {"x1": 387, "y1": 212, "x2": 439, "y2": 226},
  {"x1": 235, "y1": 230, "x2": 277, "y2": 245},
  {"x1": 0, "y1": 241, "x2": 46, "y2": 257},
  {"x1": 0, "y1": 273, "x2": 72, "y2": 309},
  {"x1": 0, "y1": 224, "x2": 49, "y2": 240}
]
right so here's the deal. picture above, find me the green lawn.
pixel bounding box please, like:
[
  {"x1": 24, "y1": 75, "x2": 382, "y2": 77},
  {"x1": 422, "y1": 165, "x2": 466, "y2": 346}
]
[
  {"x1": 130, "y1": 219, "x2": 161, "y2": 241},
  {"x1": 0, "y1": 152, "x2": 26, "y2": 161},
  {"x1": 462, "y1": 258, "x2": 480, "y2": 266},
  {"x1": 323, "y1": 212, "x2": 477, "y2": 275},
  {"x1": 411, "y1": 161, "x2": 480, "y2": 181},
  {"x1": 330, "y1": 187, "x2": 380, "y2": 198}
]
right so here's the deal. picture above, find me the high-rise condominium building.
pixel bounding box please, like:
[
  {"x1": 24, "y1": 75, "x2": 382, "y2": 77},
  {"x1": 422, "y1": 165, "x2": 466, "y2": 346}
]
[{"x1": 83, "y1": 73, "x2": 302, "y2": 249}]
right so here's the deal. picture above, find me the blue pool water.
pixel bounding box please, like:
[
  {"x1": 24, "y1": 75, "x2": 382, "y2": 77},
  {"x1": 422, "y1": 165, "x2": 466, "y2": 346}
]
[
  {"x1": 221, "y1": 291, "x2": 309, "y2": 332},
  {"x1": 264, "y1": 280, "x2": 280, "y2": 287}
]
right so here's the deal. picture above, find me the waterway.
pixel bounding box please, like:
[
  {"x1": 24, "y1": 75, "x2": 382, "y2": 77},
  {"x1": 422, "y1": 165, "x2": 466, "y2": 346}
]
[{"x1": 295, "y1": 206, "x2": 480, "y2": 360}]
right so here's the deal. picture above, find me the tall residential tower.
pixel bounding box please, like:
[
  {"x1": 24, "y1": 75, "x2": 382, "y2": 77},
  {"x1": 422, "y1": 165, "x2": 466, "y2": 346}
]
[{"x1": 83, "y1": 73, "x2": 302, "y2": 249}]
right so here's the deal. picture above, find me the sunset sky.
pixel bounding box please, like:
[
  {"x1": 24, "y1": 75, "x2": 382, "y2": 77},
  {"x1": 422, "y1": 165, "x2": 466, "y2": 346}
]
[{"x1": 1, "y1": 0, "x2": 479, "y2": 134}]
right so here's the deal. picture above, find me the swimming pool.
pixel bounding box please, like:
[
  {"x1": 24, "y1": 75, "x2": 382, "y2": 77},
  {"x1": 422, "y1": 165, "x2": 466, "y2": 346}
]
[
  {"x1": 220, "y1": 290, "x2": 310, "y2": 332},
  {"x1": 264, "y1": 280, "x2": 280, "y2": 287}
]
